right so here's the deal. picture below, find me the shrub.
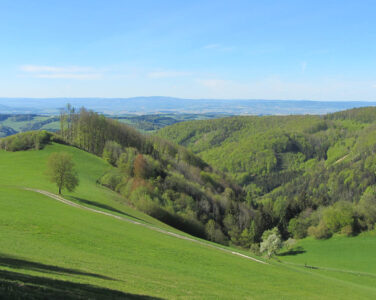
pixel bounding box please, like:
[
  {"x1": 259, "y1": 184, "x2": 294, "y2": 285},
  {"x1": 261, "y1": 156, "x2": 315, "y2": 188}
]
[
  {"x1": 284, "y1": 238, "x2": 297, "y2": 250},
  {"x1": 250, "y1": 243, "x2": 261, "y2": 256},
  {"x1": 308, "y1": 222, "x2": 332, "y2": 239},
  {"x1": 260, "y1": 227, "x2": 282, "y2": 258},
  {"x1": 99, "y1": 170, "x2": 123, "y2": 190},
  {"x1": 340, "y1": 224, "x2": 353, "y2": 236},
  {"x1": 288, "y1": 217, "x2": 309, "y2": 239},
  {"x1": 323, "y1": 202, "x2": 354, "y2": 234}
]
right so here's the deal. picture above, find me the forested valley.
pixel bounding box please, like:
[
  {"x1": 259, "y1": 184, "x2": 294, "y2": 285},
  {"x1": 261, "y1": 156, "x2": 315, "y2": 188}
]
[
  {"x1": 1, "y1": 106, "x2": 376, "y2": 253},
  {"x1": 157, "y1": 107, "x2": 376, "y2": 244}
]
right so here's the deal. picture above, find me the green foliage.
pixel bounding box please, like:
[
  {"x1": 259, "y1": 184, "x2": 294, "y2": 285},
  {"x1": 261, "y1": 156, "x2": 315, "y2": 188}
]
[
  {"x1": 117, "y1": 147, "x2": 137, "y2": 176},
  {"x1": 357, "y1": 186, "x2": 376, "y2": 229},
  {"x1": 308, "y1": 221, "x2": 332, "y2": 239},
  {"x1": 46, "y1": 152, "x2": 79, "y2": 194},
  {"x1": 322, "y1": 202, "x2": 354, "y2": 234},
  {"x1": 283, "y1": 237, "x2": 297, "y2": 250},
  {"x1": 260, "y1": 227, "x2": 282, "y2": 258},
  {"x1": 159, "y1": 107, "x2": 376, "y2": 241},
  {"x1": 102, "y1": 141, "x2": 123, "y2": 165},
  {"x1": 324, "y1": 106, "x2": 376, "y2": 123},
  {"x1": 133, "y1": 154, "x2": 149, "y2": 179},
  {"x1": 99, "y1": 169, "x2": 123, "y2": 190},
  {"x1": 0, "y1": 130, "x2": 52, "y2": 151},
  {"x1": 305, "y1": 202, "x2": 356, "y2": 239},
  {"x1": 288, "y1": 217, "x2": 310, "y2": 239}
]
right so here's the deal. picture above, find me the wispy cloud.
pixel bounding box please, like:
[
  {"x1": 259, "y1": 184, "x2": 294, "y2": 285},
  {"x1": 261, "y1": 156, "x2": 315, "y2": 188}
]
[
  {"x1": 20, "y1": 64, "x2": 102, "y2": 80},
  {"x1": 147, "y1": 70, "x2": 191, "y2": 79},
  {"x1": 301, "y1": 61, "x2": 307, "y2": 72}
]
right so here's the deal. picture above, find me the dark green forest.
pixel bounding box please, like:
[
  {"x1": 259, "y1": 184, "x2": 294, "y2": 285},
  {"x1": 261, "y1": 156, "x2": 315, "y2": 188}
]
[{"x1": 157, "y1": 107, "x2": 376, "y2": 243}]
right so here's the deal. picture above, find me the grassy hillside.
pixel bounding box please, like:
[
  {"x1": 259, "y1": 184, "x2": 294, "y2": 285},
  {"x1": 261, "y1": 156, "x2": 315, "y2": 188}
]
[
  {"x1": 1, "y1": 143, "x2": 376, "y2": 298},
  {"x1": 278, "y1": 231, "x2": 376, "y2": 291},
  {"x1": 279, "y1": 231, "x2": 376, "y2": 274},
  {"x1": 0, "y1": 142, "x2": 171, "y2": 229},
  {"x1": 157, "y1": 107, "x2": 376, "y2": 241}
]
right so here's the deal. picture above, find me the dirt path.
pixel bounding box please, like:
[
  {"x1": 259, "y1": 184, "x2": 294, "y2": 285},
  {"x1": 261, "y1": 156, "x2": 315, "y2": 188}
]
[
  {"x1": 24, "y1": 188, "x2": 267, "y2": 265},
  {"x1": 334, "y1": 154, "x2": 349, "y2": 164}
]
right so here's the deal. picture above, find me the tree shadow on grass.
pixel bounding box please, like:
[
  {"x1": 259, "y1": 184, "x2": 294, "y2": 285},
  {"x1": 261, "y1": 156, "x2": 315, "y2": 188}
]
[
  {"x1": 0, "y1": 269, "x2": 161, "y2": 299},
  {"x1": 67, "y1": 196, "x2": 148, "y2": 224},
  {"x1": 0, "y1": 253, "x2": 113, "y2": 281},
  {"x1": 277, "y1": 246, "x2": 306, "y2": 257}
]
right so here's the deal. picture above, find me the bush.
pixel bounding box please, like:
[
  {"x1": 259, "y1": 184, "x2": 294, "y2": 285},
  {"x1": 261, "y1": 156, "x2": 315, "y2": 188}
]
[
  {"x1": 323, "y1": 202, "x2": 354, "y2": 234},
  {"x1": 340, "y1": 224, "x2": 353, "y2": 236},
  {"x1": 99, "y1": 170, "x2": 123, "y2": 190},
  {"x1": 308, "y1": 222, "x2": 332, "y2": 239},
  {"x1": 288, "y1": 218, "x2": 309, "y2": 239},
  {"x1": 250, "y1": 243, "x2": 261, "y2": 256},
  {"x1": 260, "y1": 227, "x2": 282, "y2": 258},
  {"x1": 284, "y1": 238, "x2": 297, "y2": 250}
]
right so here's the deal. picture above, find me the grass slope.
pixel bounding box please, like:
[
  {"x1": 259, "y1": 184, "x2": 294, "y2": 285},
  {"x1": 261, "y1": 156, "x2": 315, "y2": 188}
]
[
  {"x1": 279, "y1": 232, "x2": 376, "y2": 274},
  {"x1": 278, "y1": 233, "x2": 376, "y2": 292},
  {"x1": 0, "y1": 143, "x2": 170, "y2": 228},
  {"x1": 0, "y1": 143, "x2": 375, "y2": 298}
]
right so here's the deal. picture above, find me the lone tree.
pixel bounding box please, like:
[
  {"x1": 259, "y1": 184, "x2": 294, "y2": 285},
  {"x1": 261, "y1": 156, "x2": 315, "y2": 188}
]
[
  {"x1": 260, "y1": 227, "x2": 282, "y2": 259},
  {"x1": 46, "y1": 152, "x2": 79, "y2": 194}
]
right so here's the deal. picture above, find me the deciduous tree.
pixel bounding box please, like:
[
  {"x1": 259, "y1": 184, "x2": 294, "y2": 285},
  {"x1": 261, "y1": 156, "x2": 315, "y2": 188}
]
[{"x1": 46, "y1": 152, "x2": 79, "y2": 194}]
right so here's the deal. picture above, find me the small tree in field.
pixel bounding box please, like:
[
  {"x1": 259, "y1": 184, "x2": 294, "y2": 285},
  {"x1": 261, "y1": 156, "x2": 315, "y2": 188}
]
[
  {"x1": 46, "y1": 152, "x2": 79, "y2": 194},
  {"x1": 260, "y1": 227, "x2": 282, "y2": 258}
]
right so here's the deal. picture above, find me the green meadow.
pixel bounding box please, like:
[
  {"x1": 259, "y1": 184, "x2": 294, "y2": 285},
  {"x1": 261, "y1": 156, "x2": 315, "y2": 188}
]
[
  {"x1": 278, "y1": 232, "x2": 376, "y2": 290},
  {"x1": 1, "y1": 143, "x2": 376, "y2": 299}
]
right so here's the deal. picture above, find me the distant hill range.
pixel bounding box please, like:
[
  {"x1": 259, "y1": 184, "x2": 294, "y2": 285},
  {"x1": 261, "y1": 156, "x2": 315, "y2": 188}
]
[{"x1": 0, "y1": 97, "x2": 375, "y2": 115}]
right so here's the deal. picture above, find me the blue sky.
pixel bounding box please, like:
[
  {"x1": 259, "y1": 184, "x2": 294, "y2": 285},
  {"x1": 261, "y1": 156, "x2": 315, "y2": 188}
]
[{"x1": 0, "y1": 0, "x2": 375, "y2": 100}]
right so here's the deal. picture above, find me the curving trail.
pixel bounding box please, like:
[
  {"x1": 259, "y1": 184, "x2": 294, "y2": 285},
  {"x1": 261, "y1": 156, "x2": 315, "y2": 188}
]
[
  {"x1": 334, "y1": 154, "x2": 349, "y2": 164},
  {"x1": 24, "y1": 188, "x2": 267, "y2": 265}
]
